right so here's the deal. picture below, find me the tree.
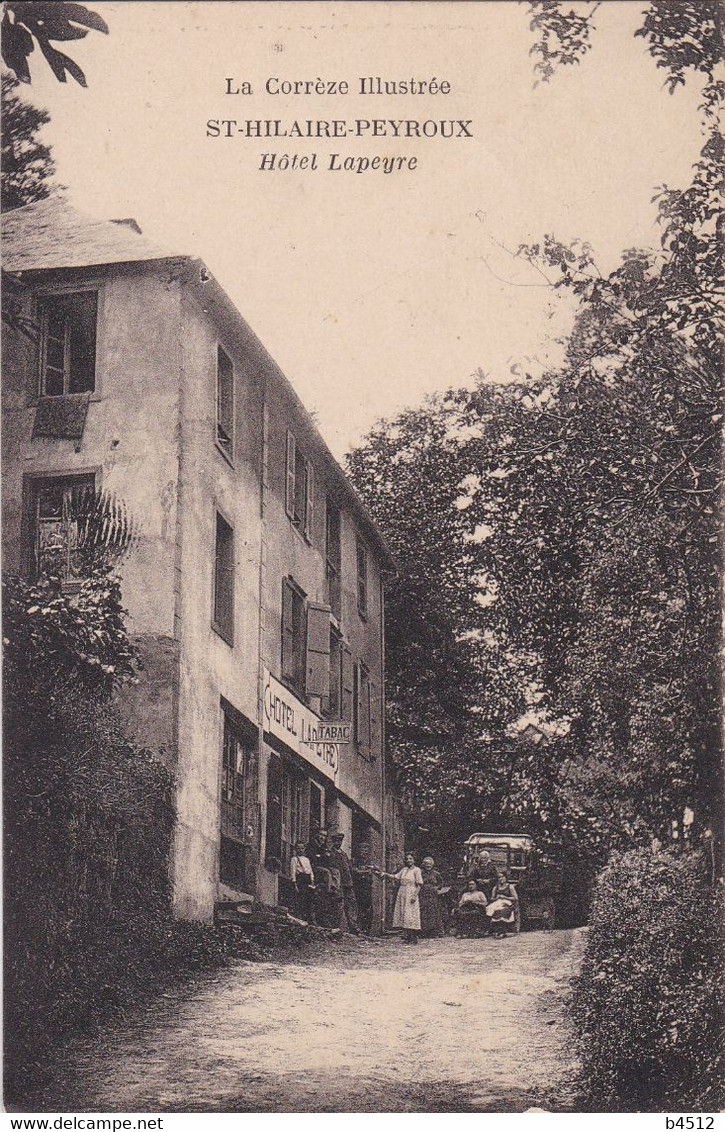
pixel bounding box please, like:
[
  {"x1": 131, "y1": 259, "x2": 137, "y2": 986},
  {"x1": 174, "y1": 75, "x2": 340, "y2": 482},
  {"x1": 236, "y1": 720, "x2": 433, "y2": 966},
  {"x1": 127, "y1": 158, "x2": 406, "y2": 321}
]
[
  {"x1": 1, "y1": 72, "x2": 56, "y2": 209},
  {"x1": 1, "y1": 1, "x2": 108, "y2": 87},
  {"x1": 348, "y1": 2, "x2": 723, "y2": 872}
]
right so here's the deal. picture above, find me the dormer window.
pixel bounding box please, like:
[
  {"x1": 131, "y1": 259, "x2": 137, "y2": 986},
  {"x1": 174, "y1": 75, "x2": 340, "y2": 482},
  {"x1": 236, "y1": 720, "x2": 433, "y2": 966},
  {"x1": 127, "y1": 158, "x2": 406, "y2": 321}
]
[{"x1": 39, "y1": 291, "x2": 97, "y2": 396}]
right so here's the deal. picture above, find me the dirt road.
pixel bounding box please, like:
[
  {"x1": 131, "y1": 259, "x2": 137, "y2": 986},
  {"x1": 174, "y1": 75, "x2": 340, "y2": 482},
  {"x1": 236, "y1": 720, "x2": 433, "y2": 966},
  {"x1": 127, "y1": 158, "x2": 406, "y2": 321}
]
[{"x1": 29, "y1": 928, "x2": 585, "y2": 1113}]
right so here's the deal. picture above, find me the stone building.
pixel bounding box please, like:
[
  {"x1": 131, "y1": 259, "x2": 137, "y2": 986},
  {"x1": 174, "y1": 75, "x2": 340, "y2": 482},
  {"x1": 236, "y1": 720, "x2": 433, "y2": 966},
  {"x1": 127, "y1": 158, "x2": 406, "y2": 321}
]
[{"x1": 2, "y1": 198, "x2": 402, "y2": 923}]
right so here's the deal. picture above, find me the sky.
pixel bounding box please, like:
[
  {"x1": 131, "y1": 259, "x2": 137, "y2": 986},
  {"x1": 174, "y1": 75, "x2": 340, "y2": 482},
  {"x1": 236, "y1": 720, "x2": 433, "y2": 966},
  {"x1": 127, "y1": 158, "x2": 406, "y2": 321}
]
[{"x1": 18, "y1": 1, "x2": 703, "y2": 458}]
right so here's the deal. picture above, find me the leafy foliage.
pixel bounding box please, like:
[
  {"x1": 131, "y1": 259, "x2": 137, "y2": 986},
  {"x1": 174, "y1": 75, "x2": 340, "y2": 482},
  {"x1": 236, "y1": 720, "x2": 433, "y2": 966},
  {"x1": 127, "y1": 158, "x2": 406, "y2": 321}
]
[
  {"x1": 571, "y1": 848, "x2": 724, "y2": 1110},
  {"x1": 1, "y1": 72, "x2": 56, "y2": 209},
  {"x1": 2, "y1": 1, "x2": 108, "y2": 86},
  {"x1": 348, "y1": 2, "x2": 723, "y2": 881}
]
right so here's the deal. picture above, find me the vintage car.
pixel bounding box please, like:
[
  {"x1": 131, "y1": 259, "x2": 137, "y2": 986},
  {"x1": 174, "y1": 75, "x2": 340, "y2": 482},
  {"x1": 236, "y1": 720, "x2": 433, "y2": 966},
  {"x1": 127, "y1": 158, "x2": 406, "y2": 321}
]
[{"x1": 458, "y1": 832, "x2": 562, "y2": 930}]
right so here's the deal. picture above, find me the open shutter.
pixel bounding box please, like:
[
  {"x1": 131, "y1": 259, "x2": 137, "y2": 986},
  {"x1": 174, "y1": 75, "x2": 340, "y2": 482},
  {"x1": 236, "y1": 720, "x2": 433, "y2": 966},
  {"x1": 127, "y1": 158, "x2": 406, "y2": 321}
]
[
  {"x1": 306, "y1": 601, "x2": 331, "y2": 697},
  {"x1": 281, "y1": 580, "x2": 295, "y2": 682},
  {"x1": 370, "y1": 680, "x2": 380, "y2": 759},
  {"x1": 265, "y1": 751, "x2": 283, "y2": 865},
  {"x1": 304, "y1": 461, "x2": 314, "y2": 541},
  {"x1": 341, "y1": 643, "x2": 354, "y2": 723},
  {"x1": 285, "y1": 431, "x2": 296, "y2": 519}
]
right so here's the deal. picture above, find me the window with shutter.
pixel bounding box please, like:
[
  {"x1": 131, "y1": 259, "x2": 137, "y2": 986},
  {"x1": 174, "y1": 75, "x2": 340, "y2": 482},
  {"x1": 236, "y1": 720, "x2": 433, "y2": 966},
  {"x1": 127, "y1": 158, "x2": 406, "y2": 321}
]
[
  {"x1": 370, "y1": 680, "x2": 381, "y2": 759},
  {"x1": 304, "y1": 461, "x2": 314, "y2": 541},
  {"x1": 213, "y1": 512, "x2": 235, "y2": 644},
  {"x1": 341, "y1": 643, "x2": 354, "y2": 723},
  {"x1": 285, "y1": 431, "x2": 296, "y2": 518},
  {"x1": 306, "y1": 601, "x2": 331, "y2": 697},
  {"x1": 354, "y1": 661, "x2": 371, "y2": 756},
  {"x1": 324, "y1": 628, "x2": 343, "y2": 718},
  {"x1": 356, "y1": 539, "x2": 368, "y2": 618},
  {"x1": 325, "y1": 500, "x2": 341, "y2": 618},
  {"x1": 216, "y1": 346, "x2": 234, "y2": 459},
  {"x1": 281, "y1": 578, "x2": 307, "y2": 695},
  {"x1": 285, "y1": 429, "x2": 314, "y2": 542}
]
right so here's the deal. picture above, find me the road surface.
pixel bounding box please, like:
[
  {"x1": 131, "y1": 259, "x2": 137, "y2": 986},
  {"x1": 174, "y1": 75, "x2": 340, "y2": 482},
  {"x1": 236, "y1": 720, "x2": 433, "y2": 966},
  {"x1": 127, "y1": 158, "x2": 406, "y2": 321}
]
[{"x1": 27, "y1": 928, "x2": 584, "y2": 1113}]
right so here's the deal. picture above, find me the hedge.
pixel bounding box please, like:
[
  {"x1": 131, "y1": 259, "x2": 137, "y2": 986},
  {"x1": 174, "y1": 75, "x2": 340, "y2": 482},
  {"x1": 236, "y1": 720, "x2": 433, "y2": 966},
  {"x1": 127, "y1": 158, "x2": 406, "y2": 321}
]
[{"x1": 571, "y1": 846, "x2": 723, "y2": 1111}]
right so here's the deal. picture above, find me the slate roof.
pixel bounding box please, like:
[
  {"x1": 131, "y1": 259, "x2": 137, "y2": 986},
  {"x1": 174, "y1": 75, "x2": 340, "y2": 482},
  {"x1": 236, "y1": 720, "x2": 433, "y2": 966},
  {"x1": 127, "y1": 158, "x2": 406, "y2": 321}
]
[{"x1": 2, "y1": 196, "x2": 184, "y2": 274}]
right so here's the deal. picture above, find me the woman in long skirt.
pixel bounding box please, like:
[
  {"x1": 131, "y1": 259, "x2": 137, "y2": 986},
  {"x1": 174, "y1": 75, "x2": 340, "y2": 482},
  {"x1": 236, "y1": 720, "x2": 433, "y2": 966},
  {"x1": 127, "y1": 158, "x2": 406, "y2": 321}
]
[
  {"x1": 383, "y1": 853, "x2": 424, "y2": 944},
  {"x1": 418, "y1": 856, "x2": 445, "y2": 937}
]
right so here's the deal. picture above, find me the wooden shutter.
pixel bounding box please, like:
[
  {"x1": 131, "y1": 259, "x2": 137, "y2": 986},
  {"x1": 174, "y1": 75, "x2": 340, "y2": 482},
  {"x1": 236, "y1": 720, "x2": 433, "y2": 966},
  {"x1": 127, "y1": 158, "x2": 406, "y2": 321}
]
[
  {"x1": 281, "y1": 580, "x2": 295, "y2": 682},
  {"x1": 306, "y1": 601, "x2": 331, "y2": 697},
  {"x1": 285, "y1": 431, "x2": 296, "y2": 518},
  {"x1": 341, "y1": 643, "x2": 354, "y2": 722},
  {"x1": 370, "y1": 680, "x2": 381, "y2": 759},
  {"x1": 304, "y1": 460, "x2": 314, "y2": 541},
  {"x1": 265, "y1": 751, "x2": 283, "y2": 864}
]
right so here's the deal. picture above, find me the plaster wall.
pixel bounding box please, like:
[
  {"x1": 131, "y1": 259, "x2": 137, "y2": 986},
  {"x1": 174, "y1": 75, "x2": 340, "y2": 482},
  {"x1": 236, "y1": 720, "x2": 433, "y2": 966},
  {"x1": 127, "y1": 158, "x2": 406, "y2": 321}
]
[
  {"x1": 170, "y1": 288, "x2": 264, "y2": 920},
  {"x1": 263, "y1": 376, "x2": 385, "y2": 826}
]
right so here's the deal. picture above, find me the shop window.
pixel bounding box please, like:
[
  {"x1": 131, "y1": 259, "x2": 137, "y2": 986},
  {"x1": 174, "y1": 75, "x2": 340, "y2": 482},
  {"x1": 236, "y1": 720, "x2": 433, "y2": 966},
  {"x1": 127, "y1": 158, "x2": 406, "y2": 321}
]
[
  {"x1": 38, "y1": 291, "x2": 97, "y2": 396},
  {"x1": 356, "y1": 538, "x2": 368, "y2": 618},
  {"x1": 213, "y1": 512, "x2": 235, "y2": 644},
  {"x1": 285, "y1": 430, "x2": 314, "y2": 541},
  {"x1": 281, "y1": 577, "x2": 306, "y2": 695},
  {"x1": 281, "y1": 763, "x2": 306, "y2": 873},
  {"x1": 216, "y1": 346, "x2": 234, "y2": 459},
  {"x1": 354, "y1": 660, "x2": 371, "y2": 757},
  {"x1": 325, "y1": 500, "x2": 341, "y2": 618},
  {"x1": 29, "y1": 474, "x2": 96, "y2": 585},
  {"x1": 221, "y1": 714, "x2": 247, "y2": 833}
]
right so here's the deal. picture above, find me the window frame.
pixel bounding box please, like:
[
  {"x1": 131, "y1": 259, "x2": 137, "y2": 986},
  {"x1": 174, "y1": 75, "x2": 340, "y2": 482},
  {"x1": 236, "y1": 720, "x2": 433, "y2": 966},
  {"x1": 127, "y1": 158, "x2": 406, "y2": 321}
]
[
  {"x1": 322, "y1": 626, "x2": 343, "y2": 719},
  {"x1": 215, "y1": 344, "x2": 235, "y2": 464},
  {"x1": 285, "y1": 430, "x2": 314, "y2": 543},
  {"x1": 26, "y1": 472, "x2": 97, "y2": 589},
  {"x1": 325, "y1": 499, "x2": 342, "y2": 619},
  {"x1": 37, "y1": 289, "x2": 99, "y2": 398},
  {"x1": 356, "y1": 537, "x2": 368, "y2": 619},
  {"x1": 353, "y1": 659, "x2": 372, "y2": 758},
  {"x1": 280, "y1": 576, "x2": 307, "y2": 697},
  {"x1": 212, "y1": 509, "x2": 235, "y2": 646}
]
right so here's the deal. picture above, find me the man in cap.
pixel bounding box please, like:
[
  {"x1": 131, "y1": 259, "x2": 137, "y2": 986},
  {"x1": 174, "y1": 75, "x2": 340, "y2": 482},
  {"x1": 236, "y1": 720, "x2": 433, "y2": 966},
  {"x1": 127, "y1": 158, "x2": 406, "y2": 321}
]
[{"x1": 330, "y1": 830, "x2": 359, "y2": 934}]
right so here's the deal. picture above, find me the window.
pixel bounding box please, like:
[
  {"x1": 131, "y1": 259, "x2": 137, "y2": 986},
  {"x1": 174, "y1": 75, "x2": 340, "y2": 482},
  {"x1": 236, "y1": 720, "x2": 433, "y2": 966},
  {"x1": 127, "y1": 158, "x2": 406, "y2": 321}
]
[
  {"x1": 281, "y1": 578, "x2": 306, "y2": 695},
  {"x1": 213, "y1": 512, "x2": 235, "y2": 644},
  {"x1": 354, "y1": 660, "x2": 371, "y2": 757},
  {"x1": 216, "y1": 346, "x2": 234, "y2": 459},
  {"x1": 281, "y1": 763, "x2": 306, "y2": 872},
  {"x1": 356, "y1": 538, "x2": 368, "y2": 618},
  {"x1": 285, "y1": 430, "x2": 314, "y2": 540},
  {"x1": 221, "y1": 715, "x2": 247, "y2": 826},
  {"x1": 30, "y1": 475, "x2": 95, "y2": 584},
  {"x1": 39, "y1": 292, "x2": 97, "y2": 396},
  {"x1": 324, "y1": 628, "x2": 343, "y2": 718},
  {"x1": 325, "y1": 500, "x2": 341, "y2": 618}
]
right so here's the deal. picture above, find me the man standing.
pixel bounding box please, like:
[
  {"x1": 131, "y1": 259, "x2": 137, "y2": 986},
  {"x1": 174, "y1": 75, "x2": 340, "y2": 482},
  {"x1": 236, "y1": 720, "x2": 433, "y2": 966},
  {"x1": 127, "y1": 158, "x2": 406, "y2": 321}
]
[
  {"x1": 352, "y1": 839, "x2": 376, "y2": 934},
  {"x1": 330, "y1": 831, "x2": 359, "y2": 934}
]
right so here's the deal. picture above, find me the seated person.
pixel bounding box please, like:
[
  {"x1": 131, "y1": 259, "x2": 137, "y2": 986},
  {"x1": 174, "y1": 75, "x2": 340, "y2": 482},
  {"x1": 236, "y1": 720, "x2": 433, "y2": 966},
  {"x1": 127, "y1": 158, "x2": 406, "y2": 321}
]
[
  {"x1": 485, "y1": 871, "x2": 519, "y2": 933},
  {"x1": 457, "y1": 879, "x2": 488, "y2": 913}
]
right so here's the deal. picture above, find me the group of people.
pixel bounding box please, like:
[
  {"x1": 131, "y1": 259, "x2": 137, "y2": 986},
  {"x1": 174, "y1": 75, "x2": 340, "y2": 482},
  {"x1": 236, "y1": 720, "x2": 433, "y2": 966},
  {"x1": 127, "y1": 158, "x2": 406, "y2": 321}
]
[
  {"x1": 289, "y1": 828, "x2": 375, "y2": 933},
  {"x1": 290, "y1": 837, "x2": 519, "y2": 942},
  {"x1": 382, "y1": 849, "x2": 519, "y2": 942}
]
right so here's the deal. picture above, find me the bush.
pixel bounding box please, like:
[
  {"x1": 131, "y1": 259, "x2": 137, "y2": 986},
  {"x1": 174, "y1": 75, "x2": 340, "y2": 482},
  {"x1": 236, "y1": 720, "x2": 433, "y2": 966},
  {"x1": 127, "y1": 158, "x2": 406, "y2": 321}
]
[{"x1": 571, "y1": 847, "x2": 723, "y2": 1111}]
